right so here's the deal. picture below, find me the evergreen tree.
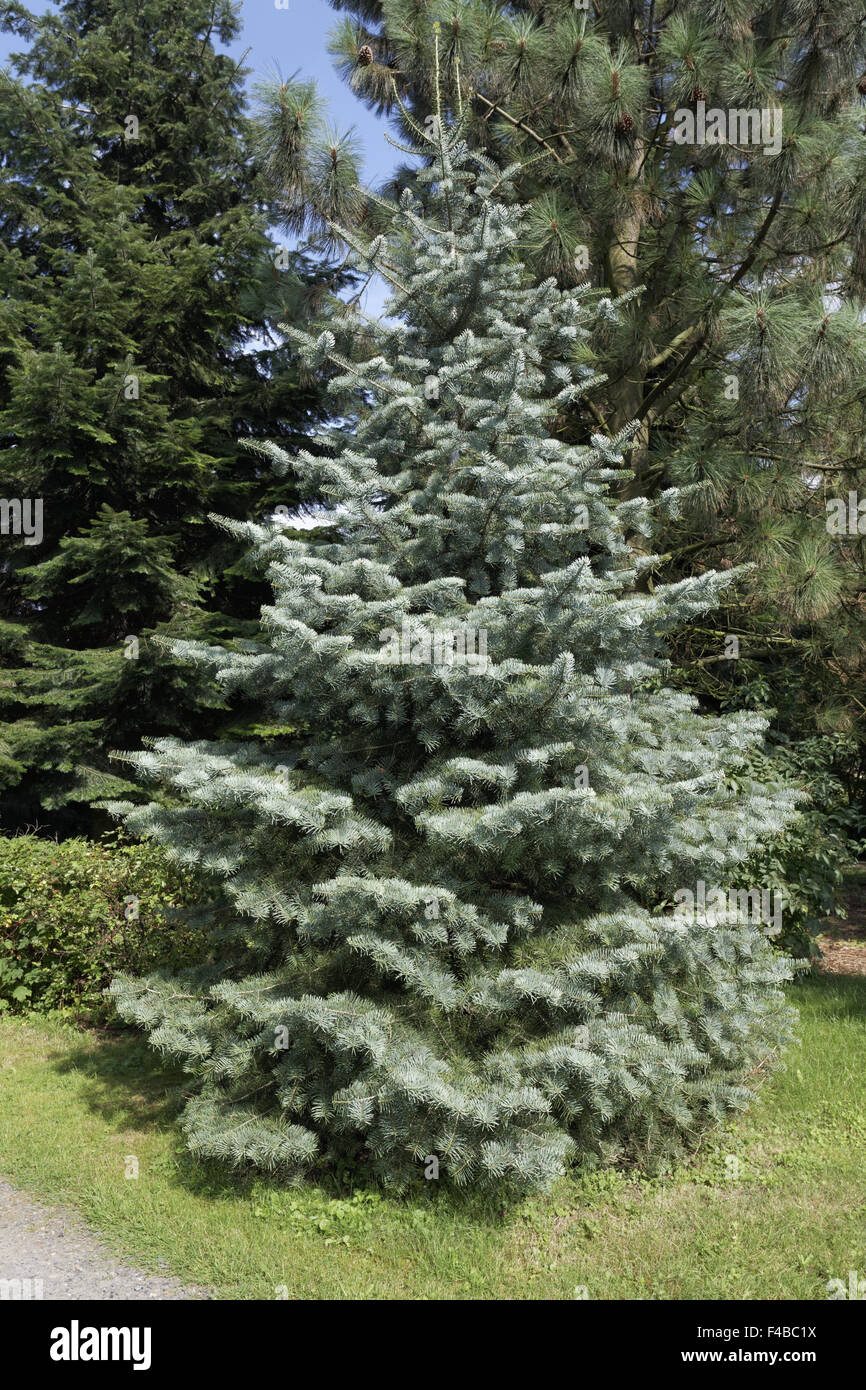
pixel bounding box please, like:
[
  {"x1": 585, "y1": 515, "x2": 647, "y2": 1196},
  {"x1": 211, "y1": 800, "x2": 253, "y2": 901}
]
[
  {"x1": 109, "y1": 107, "x2": 797, "y2": 1192},
  {"x1": 0, "y1": 0, "x2": 345, "y2": 833},
  {"x1": 320, "y1": 0, "x2": 866, "y2": 781}
]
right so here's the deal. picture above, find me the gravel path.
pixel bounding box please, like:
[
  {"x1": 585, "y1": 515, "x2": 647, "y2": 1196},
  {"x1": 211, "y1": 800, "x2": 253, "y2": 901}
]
[{"x1": 0, "y1": 1178, "x2": 208, "y2": 1300}]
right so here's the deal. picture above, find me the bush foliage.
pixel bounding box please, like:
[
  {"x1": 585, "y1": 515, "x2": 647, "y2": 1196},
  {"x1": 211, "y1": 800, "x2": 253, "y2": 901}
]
[
  {"x1": 0, "y1": 833, "x2": 205, "y2": 1016},
  {"x1": 735, "y1": 735, "x2": 865, "y2": 959}
]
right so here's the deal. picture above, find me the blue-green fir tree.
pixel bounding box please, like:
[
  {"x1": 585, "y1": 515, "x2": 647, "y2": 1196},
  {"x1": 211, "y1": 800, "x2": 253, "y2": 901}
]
[{"x1": 108, "y1": 102, "x2": 799, "y2": 1192}]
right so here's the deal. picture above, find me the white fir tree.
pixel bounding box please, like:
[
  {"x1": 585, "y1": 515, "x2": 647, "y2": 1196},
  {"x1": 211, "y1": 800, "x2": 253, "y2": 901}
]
[{"x1": 108, "y1": 72, "x2": 798, "y2": 1192}]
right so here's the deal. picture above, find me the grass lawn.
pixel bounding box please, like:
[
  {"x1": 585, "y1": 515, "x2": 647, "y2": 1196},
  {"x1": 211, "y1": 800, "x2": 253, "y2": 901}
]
[{"x1": 1, "y1": 971, "x2": 864, "y2": 1300}]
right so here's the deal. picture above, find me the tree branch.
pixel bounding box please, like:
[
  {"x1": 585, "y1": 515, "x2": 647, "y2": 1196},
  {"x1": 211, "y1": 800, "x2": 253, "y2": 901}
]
[{"x1": 473, "y1": 92, "x2": 565, "y2": 165}]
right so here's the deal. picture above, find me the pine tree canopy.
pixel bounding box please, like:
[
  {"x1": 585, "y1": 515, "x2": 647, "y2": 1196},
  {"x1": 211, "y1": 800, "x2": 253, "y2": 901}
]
[
  {"x1": 108, "y1": 105, "x2": 799, "y2": 1192},
  {"x1": 313, "y1": 0, "x2": 866, "y2": 770}
]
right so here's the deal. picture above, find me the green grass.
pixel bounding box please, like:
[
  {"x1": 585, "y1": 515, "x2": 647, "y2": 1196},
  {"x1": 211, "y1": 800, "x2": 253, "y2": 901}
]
[{"x1": 1, "y1": 973, "x2": 865, "y2": 1299}]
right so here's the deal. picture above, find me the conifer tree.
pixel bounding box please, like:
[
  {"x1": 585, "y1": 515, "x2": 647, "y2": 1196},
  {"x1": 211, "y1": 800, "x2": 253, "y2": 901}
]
[
  {"x1": 321, "y1": 0, "x2": 866, "y2": 781},
  {"x1": 0, "y1": 0, "x2": 345, "y2": 833},
  {"x1": 109, "y1": 98, "x2": 797, "y2": 1192}
]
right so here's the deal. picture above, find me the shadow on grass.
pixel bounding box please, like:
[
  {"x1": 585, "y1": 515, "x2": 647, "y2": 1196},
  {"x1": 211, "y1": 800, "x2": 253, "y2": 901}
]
[
  {"x1": 53, "y1": 1027, "x2": 188, "y2": 1132},
  {"x1": 52, "y1": 970, "x2": 861, "y2": 1222},
  {"x1": 50, "y1": 1026, "x2": 513, "y2": 1224},
  {"x1": 789, "y1": 968, "x2": 866, "y2": 1021}
]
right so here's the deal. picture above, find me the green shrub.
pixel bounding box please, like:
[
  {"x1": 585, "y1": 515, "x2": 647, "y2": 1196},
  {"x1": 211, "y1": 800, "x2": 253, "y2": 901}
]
[
  {"x1": 733, "y1": 735, "x2": 865, "y2": 960},
  {"x1": 0, "y1": 832, "x2": 205, "y2": 1017}
]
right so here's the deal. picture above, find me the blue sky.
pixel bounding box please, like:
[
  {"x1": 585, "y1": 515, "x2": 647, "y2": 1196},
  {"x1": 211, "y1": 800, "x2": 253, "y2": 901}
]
[
  {"x1": 0, "y1": 0, "x2": 395, "y2": 311},
  {"x1": 233, "y1": 0, "x2": 393, "y2": 184},
  {"x1": 1, "y1": 0, "x2": 391, "y2": 176}
]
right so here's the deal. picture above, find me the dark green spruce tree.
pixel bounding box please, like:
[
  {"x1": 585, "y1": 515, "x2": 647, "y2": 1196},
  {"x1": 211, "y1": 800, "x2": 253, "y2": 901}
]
[{"x1": 0, "y1": 0, "x2": 345, "y2": 833}]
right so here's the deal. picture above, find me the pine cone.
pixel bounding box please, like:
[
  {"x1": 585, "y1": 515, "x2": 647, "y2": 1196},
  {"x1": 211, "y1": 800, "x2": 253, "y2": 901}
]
[
  {"x1": 615, "y1": 113, "x2": 635, "y2": 134},
  {"x1": 357, "y1": 45, "x2": 374, "y2": 67},
  {"x1": 690, "y1": 86, "x2": 708, "y2": 103}
]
